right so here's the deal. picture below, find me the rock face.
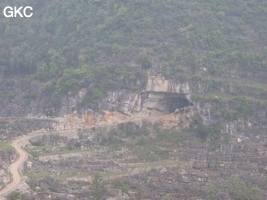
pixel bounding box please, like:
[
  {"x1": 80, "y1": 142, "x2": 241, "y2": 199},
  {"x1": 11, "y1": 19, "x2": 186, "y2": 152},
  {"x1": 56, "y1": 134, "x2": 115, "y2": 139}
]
[
  {"x1": 0, "y1": 170, "x2": 10, "y2": 191},
  {"x1": 47, "y1": 74, "x2": 196, "y2": 130},
  {"x1": 0, "y1": 74, "x2": 193, "y2": 119},
  {"x1": 95, "y1": 74, "x2": 192, "y2": 119},
  {"x1": 146, "y1": 75, "x2": 190, "y2": 94}
]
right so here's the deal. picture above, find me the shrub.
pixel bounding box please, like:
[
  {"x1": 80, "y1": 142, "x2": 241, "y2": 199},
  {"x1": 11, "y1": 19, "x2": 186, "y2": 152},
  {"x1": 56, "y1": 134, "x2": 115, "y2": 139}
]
[
  {"x1": 195, "y1": 124, "x2": 209, "y2": 140},
  {"x1": 225, "y1": 175, "x2": 263, "y2": 200},
  {"x1": 137, "y1": 136, "x2": 147, "y2": 145},
  {"x1": 111, "y1": 179, "x2": 129, "y2": 195},
  {"x1": 193, "y1": 122, "x2": 222, "y2": 141},
  {"x1": 90, "y1": 174, "x2": 106, "y2": 200},
  {"x1": 206, "y1": 185, "x2": 218, "y2": 200},
  {"x1": 137, "y1": 52, "x2": 152, "y2": 69},
  {"x1": 24, "y1": 92, "x2": 37, "y2": 104},
  {"x1": 8, "y1": 192, "x2": 21, "y2": 200},
  {"x1": 74, "y1": 142, "x2": 81, "y2": 148}
]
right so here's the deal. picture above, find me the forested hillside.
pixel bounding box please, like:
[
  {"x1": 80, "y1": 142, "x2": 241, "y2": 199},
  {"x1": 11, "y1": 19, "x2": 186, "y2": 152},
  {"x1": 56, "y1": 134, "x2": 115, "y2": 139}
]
[
  {"x1": 1, "y1": 1, "x2": 267, "y2": 199},
  {"x1": 0, "y1": 0, "x2": 266, "y2": 112}
]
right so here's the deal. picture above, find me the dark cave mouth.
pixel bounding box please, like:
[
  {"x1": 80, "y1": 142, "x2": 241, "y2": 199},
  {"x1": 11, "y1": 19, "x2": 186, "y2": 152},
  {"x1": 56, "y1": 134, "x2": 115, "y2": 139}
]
[
  {"x1": 144, "y1": 92, "x2": 194, "y2": 113},
  {"x1": 166, "y1": 96, "x2": 193, "y2": 113}
]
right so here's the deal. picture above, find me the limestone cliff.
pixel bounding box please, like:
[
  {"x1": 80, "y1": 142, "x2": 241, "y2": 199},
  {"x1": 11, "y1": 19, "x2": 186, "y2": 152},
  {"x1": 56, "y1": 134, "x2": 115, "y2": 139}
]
[{"x1": 49, "y1": 74, "x2": 197, "y2": 130}]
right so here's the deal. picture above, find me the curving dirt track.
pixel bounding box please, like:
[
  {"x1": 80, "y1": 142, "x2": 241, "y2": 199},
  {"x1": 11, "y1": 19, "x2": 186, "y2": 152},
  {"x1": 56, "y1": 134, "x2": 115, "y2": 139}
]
[
  {"x1": 0, "y1": 130, "x2": 60, "y2": 197},
  {"x1": 0, "y1": 135, "x2": 34, "y2": 197}
]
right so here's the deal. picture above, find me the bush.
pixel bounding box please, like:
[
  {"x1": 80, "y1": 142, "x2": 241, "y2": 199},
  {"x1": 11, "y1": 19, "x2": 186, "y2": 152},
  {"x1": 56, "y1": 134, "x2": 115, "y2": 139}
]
[
  {"x1": 137, "y1": 136, "x2": 147, "y2": 145},
  {"x1": 195, "y1": 124, "x2": 209, "y2": 140},
  {"x1": 206, "y1": 185, "x2": 218, "y2": 200},
  {"x1": 225, "y1": 175, "x2": 263, "y2": 200},
  {"x1": 74, "y1": 142, "x2": 81, "y2": 148},
  {"x1": 90, "y1": 174, "x2": 106, "y2": 200},
  {"x1": 8, "y1": 192, "x2": 21, "y2": 200},
  {"x1": 24, "y1": 92, "x2": 37, "y2": 104},
  {"x1": 222, "y1": 97, "x2": 253, "y2": 120},
  {"x1": 111, "y1": 179, "x2": 129, "y2": 195},
  {"x1": 191, "y1": 94, "x2": 200, "y2": 101},
  {"x1": 193, "y1": 122, "x2": 222, "y2": 141},
  {"x1": 137, "y1": 52, "x2": 152, "y2": 69}
]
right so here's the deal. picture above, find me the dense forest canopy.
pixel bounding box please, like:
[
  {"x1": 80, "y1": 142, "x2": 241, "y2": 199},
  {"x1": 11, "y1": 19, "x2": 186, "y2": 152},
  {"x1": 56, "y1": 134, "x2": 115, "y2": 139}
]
[{"x1": 0, "y1": 0, "x2": 266, "y2": 107}]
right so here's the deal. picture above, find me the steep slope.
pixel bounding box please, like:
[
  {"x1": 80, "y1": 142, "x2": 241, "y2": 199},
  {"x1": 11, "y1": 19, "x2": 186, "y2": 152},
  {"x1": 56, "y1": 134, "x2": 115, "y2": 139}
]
[
  {"x1": 0, "y1": 0, "x2": 266, "y2": 118},
  {"x1": 0, "y1": 0, "x2": 266, "y2": 199}
]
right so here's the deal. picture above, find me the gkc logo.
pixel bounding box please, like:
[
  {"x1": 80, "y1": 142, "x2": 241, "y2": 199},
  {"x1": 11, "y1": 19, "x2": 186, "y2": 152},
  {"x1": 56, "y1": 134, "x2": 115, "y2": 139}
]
[{"x1": 3, "y1": 6, "x2": 33, "y2": 18}]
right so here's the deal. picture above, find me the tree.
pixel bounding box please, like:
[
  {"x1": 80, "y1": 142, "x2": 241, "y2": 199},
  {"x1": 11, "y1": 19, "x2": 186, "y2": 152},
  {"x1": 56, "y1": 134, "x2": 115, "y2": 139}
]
[
  {"x1": 90, "y1": 174, "x2": 106, "y2": 200},
  {"x1": 226, "y1": 175, "x2": 247, "y2": 200},
  {"x1": 225, "y1": 175, "x2": 263, "y2": 200},
  {"x1": 111, "y1": 178, "x2": 129, "y2": 195},
  {"x1": 206, "y1": 185, "x2": 218, "y2": 200},
  {"x1": 138, "y1": 52, "x2": 152, "y2": 69}
]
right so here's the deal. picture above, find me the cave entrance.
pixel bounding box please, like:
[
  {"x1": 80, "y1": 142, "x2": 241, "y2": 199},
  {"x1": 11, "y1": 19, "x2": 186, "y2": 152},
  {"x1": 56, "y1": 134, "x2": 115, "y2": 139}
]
[
  {"x1": 143, "y1": 92, "x2": 193, "y2": 113},
  {"x1": 166, "y1": 95, "x2": 192, "y2": 113}
]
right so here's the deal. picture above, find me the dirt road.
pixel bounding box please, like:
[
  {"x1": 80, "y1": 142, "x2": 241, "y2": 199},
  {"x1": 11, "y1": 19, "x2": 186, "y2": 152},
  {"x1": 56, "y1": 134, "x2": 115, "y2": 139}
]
[
  {"x1": 0, "y1": 130, "x2": 74, "y2": 197},
  {"x1": 0, "y1": 135, "x2": 34, "y2": 197}
]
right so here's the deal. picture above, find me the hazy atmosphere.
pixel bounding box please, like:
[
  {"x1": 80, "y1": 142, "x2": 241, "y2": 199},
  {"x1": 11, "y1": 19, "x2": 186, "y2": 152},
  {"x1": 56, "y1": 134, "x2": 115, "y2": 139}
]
[{"x1": 0, "y1": 0, "x2": 266, "y2": 199}]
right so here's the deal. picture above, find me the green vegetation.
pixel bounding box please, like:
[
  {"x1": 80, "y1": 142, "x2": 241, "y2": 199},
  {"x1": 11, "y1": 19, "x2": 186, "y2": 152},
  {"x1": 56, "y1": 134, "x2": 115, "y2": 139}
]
[
  {"x1": 1, "y1": 1, "x2": 265, "y2": 197},
  {"x1": 106, "y1": 124, "x2": 187, "y2": 162},
  {"x1": 111, "y1": 179, "x2": 129, "y2": 195},
  {"x1": 76, "y1": 173, "x2": 90, "y2": 178},
  {"x1": 56, "y1": 174, "x2": 75, "y2": 180},
  {"x1": 192, "y1": 122, "x2": 222, "y2": 141},
  {"x1": 190, "y1": 121, "x2": 231, "y2": 150},
  {"x1": 162, "y1": 194, "x2": 173, "y2": 200},
  {"x1": 222, "y1": 97, "x2": 253, "y2": 120},
  {"x1": 23, "y1": 92, "x2": 37, "y2": 105},
  {"x1": 4, "y1": 169, "x2": 11, "y2": 176},
  {"x1": 40, "y1": 149, "x2": 95, "y2": 156},
  {"x1": 100, "y1": 172, "x2": 126, "y2": 177},
  {"x1": 206, "y1": 185, "x2": 218, "y2": 200},
  {"x1": 27, "y1": 148, "x2": 95, "y2": 157},
  {"x1": 138, "y1": 52, "x2": 152, "y2": 70},
  {"x1": 25, "y1": 145, "x2": 59, "y2": 151},
  {"x1": 127, "y1": 161, "x2": 185, "y2": 169},
  {"x1": 192, "y1": 93, "x2": 257, "y2": 121},
  {"x1": 25, "y1": 172, "x2": 51, "y2": 179},
  {"x1": 90, "y1": 174, "x2": 106, "y2": 200},
  {"x1": 0, "y1": 0, "x2": 266, "y2": 110},
  {"x1": 0, "y1": 142, "x2": 14, "y2": 151},
  {"x1": 7, "y1": 192, "x2": 23, "y2": 200},
  {"x1": 225, "y1": 175, "x2": 263, "y2": 200}
]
